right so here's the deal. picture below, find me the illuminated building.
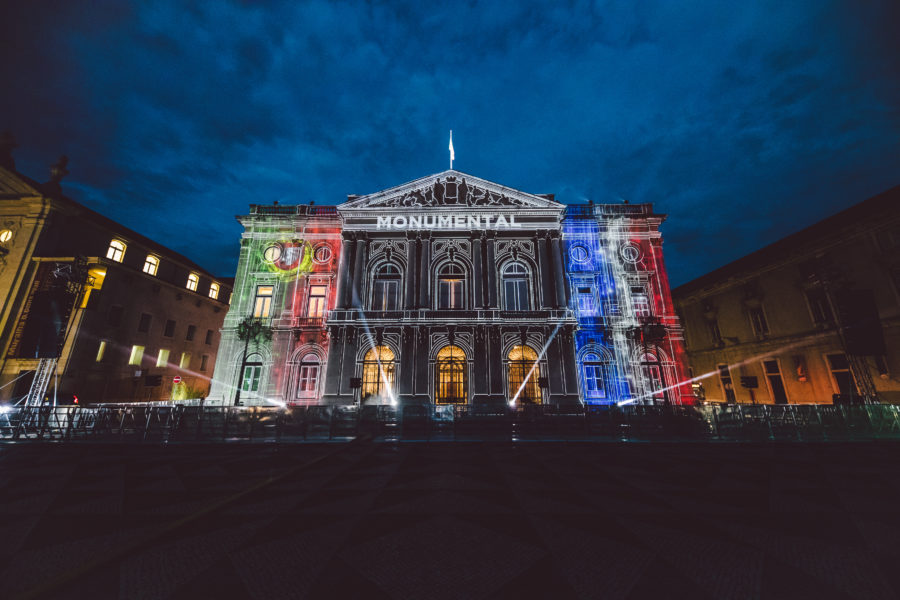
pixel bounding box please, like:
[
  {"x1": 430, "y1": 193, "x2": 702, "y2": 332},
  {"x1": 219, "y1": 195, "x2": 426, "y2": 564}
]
[
  {"x1": 673, "y1": 185, "x2": 900, "y2": 405},
  {"x1": 0, "y1": 137, "x2": 231, "y2": 405},
  {"x1": 209, "y1": 170, "x2": 692, "y2": 407}
]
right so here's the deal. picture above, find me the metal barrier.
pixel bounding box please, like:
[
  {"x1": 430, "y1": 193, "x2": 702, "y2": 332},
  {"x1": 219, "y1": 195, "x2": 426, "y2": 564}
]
[{"x1": 2, "y1": 404, "x2": 900, "y2": 443}]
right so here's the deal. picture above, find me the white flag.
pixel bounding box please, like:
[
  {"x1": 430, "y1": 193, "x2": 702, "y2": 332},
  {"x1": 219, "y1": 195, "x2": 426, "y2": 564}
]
[{"x1": 449, "y1": 130, "x2": 455, "y2": 165}]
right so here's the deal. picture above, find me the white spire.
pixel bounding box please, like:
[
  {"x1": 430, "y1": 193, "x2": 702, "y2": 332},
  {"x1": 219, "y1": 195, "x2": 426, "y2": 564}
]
[{"x1": 449, "y1": 130, "x2": 455, "y2": 169}]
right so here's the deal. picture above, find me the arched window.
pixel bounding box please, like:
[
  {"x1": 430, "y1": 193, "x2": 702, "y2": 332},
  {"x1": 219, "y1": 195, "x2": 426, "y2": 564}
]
[
  {"x1": 508, "y1": 345, "x2": 542, "y2": 404},
  {"x1": 241, "y1": 354, "x2": 263, "y2": 394},
  {"x1": 186, "y1": 272, "x2": 199, "y2": 291},
  {"x1": 437, "y1": 263, "x2": 466, "y2": 309},
  {"x1": 502, "y1": 262, "x2": 531, "y2": 310},
  {"x1": 372, "y1": 264, "x2": 401, "y2": 311},
  {"x1": 106, "y1": 239, "x2": 126, "y2": 262},
  {"x1": 582, "y1": 352, "x2": 607, "y2": 400},
  {"x1": 295, "y1": 353, "x2": 321, "y2": 400},
  {"x1": 361, "y1": 345, "x2": 395, "y2": 403},
  {"x1": 143, "y1": 255, "x2": 159, "y2": 276},
  {"x1": 639, "y1": 353, "x2": 667, "y2": 403},
  {"x1": 209, "y1": 282, "x2": 220, "y2": 300},
  {"x1": 436, "y1": 345, "x2": 467, "y2": 404}
]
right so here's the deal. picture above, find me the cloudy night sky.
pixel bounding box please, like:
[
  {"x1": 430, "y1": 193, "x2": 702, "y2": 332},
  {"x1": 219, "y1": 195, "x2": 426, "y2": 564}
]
[{"x1": 3, "y1": 1, "x2": 898, "y2": 285}]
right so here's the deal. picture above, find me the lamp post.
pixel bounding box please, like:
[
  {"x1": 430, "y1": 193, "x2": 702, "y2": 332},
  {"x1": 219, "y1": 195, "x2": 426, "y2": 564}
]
[{"x1": 233, "y1": 316, "x2": 272, "y2": 406}]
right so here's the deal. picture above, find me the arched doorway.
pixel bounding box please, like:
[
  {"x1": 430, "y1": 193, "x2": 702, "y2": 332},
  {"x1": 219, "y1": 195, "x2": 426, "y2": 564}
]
[
  {"x1": 639, "y1": 352, "x2": 667, "y2": 404},
  {"x1": 435, "y1": 345, "x2": 467, "y2": 404},
  {"x1": 361, "y1": 345, "x2": 395, "y2": 404},
  {"x1": 507, "y1": 345, "x2": 542, "y2": 404}
]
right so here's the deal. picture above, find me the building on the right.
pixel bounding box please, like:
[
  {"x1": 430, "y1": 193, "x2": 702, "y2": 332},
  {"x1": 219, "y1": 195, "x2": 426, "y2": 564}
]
[{"x1": 673, "y1": 185, "x2": 900, "y2": 405}]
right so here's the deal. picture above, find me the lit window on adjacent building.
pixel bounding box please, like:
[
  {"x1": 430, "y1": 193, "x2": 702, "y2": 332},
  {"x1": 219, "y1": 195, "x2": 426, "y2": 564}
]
[
  {"x1": 502, "y1": 262, "x2": 531, "y2": 310},
  {"x1": 186, "y1": 273, "x2": 199, "y2": 291},
  {"x1": 763, "y1": 359, "x2": 788, "y2": 404},
  {"x1": 826, "y1": 353, "x2": 856, "y2": 397},
  {"x1": 186, "y1": 325, "x2": 196, "y2": 341},
  {"x1": 436, "y1": 345, "x2": 467, "y2": 404},
  {"x1": 95, "y1": 340, "x2": 106, "y2": 362},
  {"x1": 254, "y1": 285, "x2": 274, "y2": 318},
  {"x1": 749, "y1": 307, "x2": 769, "y2": 337},
  {"x1": 180, "y1": 352, "x2": 191, "y2": 369},
  {"x1": 200, "y1": 354, "x2": 209, "y2": 372},
  {"x1": 582, "y1": 353, "x2": 606, "y2": 400},
  {"x1": 106, "y1": 239, "x2": 126, "y2": 263},
  {"x1": 372, "y1": 265, "x2": 400, "y2": 311},
  {"x1": 361, "y1": 345, "x2": 395, "y2": 403},
  {"x1": 437, "y1": 263, "x2": 466, "y2": 309},
  {"x1": 296, "y1": 353, "x2": 321, "y2": 399},
  {"x1": 156, "y1": 349, "x2": 169, "y2": 367},
  {"x1": 0, "y1": 229, "x2": 12, "y2": 243},
  {"x1": 143, "y1": 255, "x2": 159, "y2": 276},
  {"x1": 209, "y1": 282, "x2": 220, "y2": 300},
  {"x1": 718, "y1": 364, "x2": 736, "y2": 403},
  {"x1": 128, "y1": 345, "x2": 144, "y2": 366},
  {"x1": 805, "y1": 290, "x2": 833, "y2": 324},
  {"x1": 308, "y1": 285, "x2": 327, "y2": 317},
  {"x1": 508, "y1": 345, "x2": 542, "y2": 404}
]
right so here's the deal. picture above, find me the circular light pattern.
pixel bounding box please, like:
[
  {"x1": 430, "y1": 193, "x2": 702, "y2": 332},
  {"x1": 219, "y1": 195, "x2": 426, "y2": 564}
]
[
  {"x1": 620, "y1": 243, "x2": 642, "y2": 263},
  {"x1": 569, "y1": 245, "x2": 589, "y2": 263},
  {"x1": 263, "y1": 244, "x2": 282, "y2": 263},
  {"x1": 0, "y1": 229, "x2": 11, "y2": 243},
  {"x1": 313, "y1": 244, "x2": 332, "y2": 263}
]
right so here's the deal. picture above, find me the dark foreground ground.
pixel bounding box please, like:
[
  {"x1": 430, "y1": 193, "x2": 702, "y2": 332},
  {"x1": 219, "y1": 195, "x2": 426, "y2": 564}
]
[{"x1": 2, "y1": 442, "x2": 899, "y2": 599}]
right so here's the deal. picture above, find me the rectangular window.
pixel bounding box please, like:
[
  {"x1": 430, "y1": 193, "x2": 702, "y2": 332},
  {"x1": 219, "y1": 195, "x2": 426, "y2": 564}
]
[
  {"x1": 95, "y1": 340, "x2": 106, "y2": 362},
  {"x1": 179, "y1": 352, "x2": 191, "y2": 369},
  {"x1": 763, "y1": 359, "x2": 789, "y2": 404},
  {"x1": 164, "y1": 319, "x2": 176, "y2": 338},
  {"x1": 128, "y1": 345, "x2": 144, "y2": 366},
  {"x1": 106, "y1": 239, "x2": 126, "y2": 262},
  {"x1": 806, "y1": 290, "x2": 833, "y2": 324},
  {"x1": 297, "y1": 364, "x2": 320, "y2": 397},
  {"x1": 200, "y1": 354, "x2": 209, "y2": 372},
  {"x1": 186, "y1": 325, "x2": 196, "y2": 341},
  {"x1": 631, "y1": 287, "x2": 651, "y2": 317},
  {"x1": 503, "y1": 279, "x2": 530, "y2": 310},
  {"x1": 718, "y1": 364, "x2": 736, "y2": 403},
  {"x1": 254, "y1": 285, "x2": 274, "y2": 318},
  {"x1": 438, "y1": 279, "x2": 464, "y2": 309},
  {"x1": 372, "y1": 280, "x2": 399, "y2": 311},
  {"x1": 576, "y1": 287, "x2": 596, "y2": 315},
  {"x1": 749, "y1": 307, "x2": 769, "y2": 336},
  {"x1": 307, "y1": 285, "x2": 327, "y2": 317},
  {"x1": 584, "y1": 363, "x2": 605, "y2": 398},
  {"x1": 107, "y1": 305, "x2": 123, "y2": 327},
  {"x1": 241, "y1": 365, "x2": 262, "y2": 392},
  {"x1": 708, "y1": 320, "x2": 722, "y2": 345},
  {"x1": 156, "y1": 348, "x2": 170, "y2": 367},
  {"x1": 826, "y1": 353, "x2": 856, "y2": 396},
  {"x1": 137, "y1": 313, "x2": 152, "y2": 333},
  {"x1": 205, "y1": 329, "x2": 213, "y2": 345}
]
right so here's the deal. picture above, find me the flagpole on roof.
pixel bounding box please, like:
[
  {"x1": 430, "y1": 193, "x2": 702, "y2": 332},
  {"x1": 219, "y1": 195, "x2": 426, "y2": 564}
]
[{"x1": 449, "y1": 130, "x2": 455, "y2": 170}]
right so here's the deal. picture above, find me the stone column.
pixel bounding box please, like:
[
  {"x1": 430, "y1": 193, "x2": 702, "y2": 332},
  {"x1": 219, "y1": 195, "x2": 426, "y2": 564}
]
[
  {"x1": 418, "y1": 233, "x2": 431, "y2": 309},
  {"x1": 399, "y1": 326, "x2": 415, "y2": 402},
  {"x1": 471, "y1": 232, "x2": 484, "y2": 308},
  {"x1": 339, "y1": 326, "x2": 358, "y2": 403},
  {"x1": 351, "y1": 234, "x2": 367, "y2": 308},
  {"x1": 550, "y1": 232, "x2": 567, "y2": 308},
  {"x1": 321, "y1": 326, "x2": 345, "y2": 404},
  {"x1": 485, "y1": 232, "x2": 497, "y2": 308},
  {"x1": 536, "y1": 231, "x2": 554, "y2": 308},
  {"x1": 336, "y1": 233, "x2": 354, "y2": 309},
  {"x1": 405, "y1": 233, "x2": 417, "y2": 309},
  {"x1": 414, "y1": 326, "x2": 431, "y2": 400}
]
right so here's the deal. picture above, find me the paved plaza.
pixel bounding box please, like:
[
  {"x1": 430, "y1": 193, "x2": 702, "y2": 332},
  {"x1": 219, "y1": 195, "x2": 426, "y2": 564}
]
[{"x1": 2, "y1": 441, "x2": 900, "y2": 599}]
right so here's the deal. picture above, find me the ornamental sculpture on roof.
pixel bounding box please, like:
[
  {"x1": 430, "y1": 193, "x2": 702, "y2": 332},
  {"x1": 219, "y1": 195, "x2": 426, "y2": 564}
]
[{"x1": 367, "y1": 175, "x2": 527, "y2": 208}]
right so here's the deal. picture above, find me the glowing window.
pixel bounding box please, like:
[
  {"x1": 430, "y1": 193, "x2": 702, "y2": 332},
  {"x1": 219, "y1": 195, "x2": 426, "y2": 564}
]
[
  {"x1": 179, "y1": 352, "x2": 191, "y2": 369},
  {"x1": 143, "y1": 255, "x2": 159, "y2": 276},
  {"x1": 296, "y1": 353, "x2": 321, "y2": 399},
  {"x1": 107, "y1": 239, "x2": 126, "y2": 263},
  {"x1": 156, "y1": 349, "x2": 170, "y2": 367},
  {"x1": 508, "y1": 345, "x2": 542, "y2": 404},
  {"x1": 576, "y1": 287, "x2": 596, "y2": 315},
  {"x1": 313, "y1": 245, "x2": 332, "y2": 263},
  {"x1": 582, "y1": 353, "x2": 606, "y2": 399},
  {"x1": 361, "y1": 345, "x2": 395, "y2": 403},
  {"x1": 437, "y1": 263, "x2": 466, "y2": 309},
  {"x1": 186, "y1": 273, "x2": 199, "y2": 291},
  {"x1": 631, "y1": 287, "x2": 651, "y2": 317},
  {"x1": 826, "y1": 353, "x2": 856, "y2": 396},
  {"x1": 0, "y1": 229, "x2": 12, "y2": 243},
  {"x1": 502, "y1": 262, "x2": 530, "y2": 310},
  {"x1": 308, "y1": 285, "x2": 327, "y2": 317},
  {"x1": 263, "y1": 244, "x2": 282, "y2": 262},
  {"x1": 209, "y1": 282, "x2": 220, "y2": 300},
  {"x1": 128, "y1": 345, "x2": 144, "y2": 366},
  {"x1": 95, "y1": 340, "x2": 106, "y2": 362},
  {"x1": 436, "y1": 345, "x2": 467, "y2": 404},
  {"x1": 372, "y1": 264, "x2": 401, "y2": 311},
  {"x1": 254, "y1": 285, "x2": 274, "y2": 318}
]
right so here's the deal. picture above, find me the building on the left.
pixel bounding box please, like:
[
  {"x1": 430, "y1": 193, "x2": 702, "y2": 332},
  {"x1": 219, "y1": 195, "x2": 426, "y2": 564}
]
[{"x1": 0, "y1": 135, "x2": 232, "y2": 405}]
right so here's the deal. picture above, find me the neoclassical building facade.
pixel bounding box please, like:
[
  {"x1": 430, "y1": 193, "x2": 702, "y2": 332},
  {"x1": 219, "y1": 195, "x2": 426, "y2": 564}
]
[{"x1": 208, "y1": 171, "x2": 693, "y2": 407}]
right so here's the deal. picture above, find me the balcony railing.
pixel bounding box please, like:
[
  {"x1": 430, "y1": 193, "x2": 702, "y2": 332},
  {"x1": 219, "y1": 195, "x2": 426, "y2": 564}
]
[
  {"x1": 248, "y1": 204, "x2": 339, "y2": 216},
  {"x1": 325, "y1": 308, "x2": 574, "y2": 322}
]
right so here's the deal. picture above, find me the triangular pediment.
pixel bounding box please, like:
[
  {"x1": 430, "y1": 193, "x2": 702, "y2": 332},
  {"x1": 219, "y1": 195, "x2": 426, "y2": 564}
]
[
  {"x1": 0, "y1": 167, "x2": 43, "y2": 197},
  {"x1": 339, "y1": 170, "x2": 561, "y2": 210}
]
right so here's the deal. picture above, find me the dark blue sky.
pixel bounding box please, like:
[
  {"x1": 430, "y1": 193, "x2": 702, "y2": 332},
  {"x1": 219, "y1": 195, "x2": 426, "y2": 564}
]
[{"x1": 3, "y1": 1, "x2": 898, "y2": 285}]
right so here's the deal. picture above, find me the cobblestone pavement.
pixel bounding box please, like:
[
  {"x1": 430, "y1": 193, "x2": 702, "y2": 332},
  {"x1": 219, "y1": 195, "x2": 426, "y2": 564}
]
[{"x1": 1, "y1": 441, "x2": 899, "y2": 599}]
